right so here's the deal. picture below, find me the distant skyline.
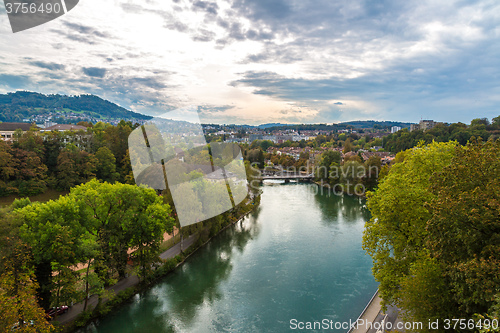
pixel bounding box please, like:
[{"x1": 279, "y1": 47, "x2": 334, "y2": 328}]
[{"x1": 1, "y1": 0, "x2": 500, "y2": 125}]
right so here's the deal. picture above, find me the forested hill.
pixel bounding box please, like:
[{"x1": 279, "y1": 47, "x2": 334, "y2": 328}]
[
  {"x1": 0, "y1": 91, "x2": 152, "y2": 123},
  {"x1": 261, "y1": 120, "x2": 413, "y2": 132},
  {"x1": 342, "y1": 120, "x2": 412, "y2": 129}
]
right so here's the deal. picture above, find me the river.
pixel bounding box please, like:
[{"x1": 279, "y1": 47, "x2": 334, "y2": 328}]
[{"x1": 82, "y1": 183, "x2": 378, "y2": 332}]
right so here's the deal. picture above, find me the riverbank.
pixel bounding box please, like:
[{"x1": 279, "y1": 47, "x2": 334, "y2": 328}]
[
  {"x1": 348, "y1": 290, "x2": 382, "y2": 333},
  {"x1": 347, "y1": 290, "x2": 404, "y2": 333},
  {"x1": 58, "y1": 194, "x2": 261, "y2": 332}
]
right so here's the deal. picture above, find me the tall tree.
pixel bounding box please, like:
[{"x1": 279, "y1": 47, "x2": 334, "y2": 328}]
[
  {"x1": 363, "y1": 141, "x2": 457, "y2": 317},
  {"x1": 95, "y1": 147, "x2": 119, "y2": 183},
  {"x1": 0, "y1": 206, "x2": 53, "y2": 332},
  {"x1": 18, "y1": 197, "x2": 84, "y2": 310},
  {"x1": 0, "y1": 140, "x2": 16, "y2": 196},
  {"x1": 69, "y1": 180, "x2": 175, "y2": 282},
  {"x1": 11, "y1": 148, "x2": 48, "y2": 196},
  {"x1": 56, "y1": 144, "x2": 97, "y2": 190},
  {"x1": 426, "y1": 139, "x2": 500, "y2": 316},
  {"x1": 363, "y1": 155, "x2": 382, "y2": 191}
]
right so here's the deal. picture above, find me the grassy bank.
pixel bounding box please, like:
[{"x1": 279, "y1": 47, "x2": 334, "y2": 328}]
[{"x1": 0, "y1": 189, "x2": 69, "y2": 207}]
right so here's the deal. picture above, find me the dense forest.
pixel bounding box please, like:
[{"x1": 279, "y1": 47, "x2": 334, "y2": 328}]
[
  {"x1": 0, "y1": 120, "x2": 136, "y2": 197},
  {"x1": 0, "y1": 91, "x2": 152, "y2": 122}
]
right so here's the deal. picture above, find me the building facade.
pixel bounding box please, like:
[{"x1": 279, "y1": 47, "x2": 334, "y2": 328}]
[{"x1": 0, "y1": 122, "x2": 36, "y2": 141}]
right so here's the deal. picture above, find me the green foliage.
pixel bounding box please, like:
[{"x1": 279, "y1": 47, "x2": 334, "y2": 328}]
[
  {"x1": 363, "y1": 141, "x2": 457, "y2": 312},
  {"x1": 0, "y1": 91, "x2": 152, "y2": 123},
  {"x1": 383, "y1": 120, "x2": 496, "y2": 153},
  {"x1": 427, "y1": 139, "x2": 500, "y2": 315},
  {"x1": 56, "y1": 144, "x2": 97, "y2": 190},
  {"x1": 11, "y1": 197, "x2": 32, "y2": 210},
  {"x1": 95, "y1": 147, "x2": 120, "y2": 182},
  {"x1": 247, "y1": 148, "x2": 265, "y2": 168},
  {"x1": 0, "y1": 206, "x2": 54, "y2": 332},
  {"x1": 74, "y1": 309, "x2": 93, "y2": 328},
  {"x1": 363, "y1": 155, "x2": 382, "y2": 191},
  {"x1": 364, "y1": 139, "x2": 500, "y2": 330},
  {"x1": 70, "y1": 180, "x2": 175, "y2": 282}
]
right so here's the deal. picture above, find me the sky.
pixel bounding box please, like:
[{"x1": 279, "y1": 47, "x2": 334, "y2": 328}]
[{"x1": 0, "y1": 0, "x2": 500, "y2": 125}]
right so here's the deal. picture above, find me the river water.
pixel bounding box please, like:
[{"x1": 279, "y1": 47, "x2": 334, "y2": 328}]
[{"x1": 82, "y1": 183, "x2": 378, "y2": 333}]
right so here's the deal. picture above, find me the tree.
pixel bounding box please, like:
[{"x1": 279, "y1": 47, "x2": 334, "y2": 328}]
[
  {"x1": 426, "y1": 139, "x2": 500, "y2": 316},
  {"x1": 0, "y1": 140, "x2": 16, "y2": 196},
  {"x1": 69, "y1": 180, "x2": 175, "y2": 282},
  {"x1": 259, "y1": 140, "x2": 273, "y2": 151},
  {"x1": 340, "y1": 160, "x2": 364, "y2": 194},
  {"x1": 343, "y1": 138, "x2": 352, "y2": 154},
  {"x1": 492, "y1": 115, "x2": 500, "y2": 128},
  {"x1": 11, "y1": 148, "x2": 48, "y2": 196},
  {"x1": 14, "y1": 127, "x2": 45, "y2": 160},
  {"x1": 128, "y1": 191, "x2": 174, "y2": 280},
  {"x1": 0, "y1": 258, "x2": 54, "y2": 333},
  {"x1": 95, "y1": 147, "x2": 119, "y2": 182},
  {"x1": 103, "y1": 120, "x2": 133, "y2": 175},
  {"x1": 363, "y1": 141, "x2": 457, "y2": 316},
  {"x1": 0, "y1": 206, "x2": 53, "y2": 332},
  {"x1": 42, "y1": 131, "x2": 64, "y2": 175},
  {"x1": 315, "y1": 150, "x2": 341, "y2": 184},
  {"x1": 470, "y1": 118, "x2": 490, "y2": 126},
  {"x1": 247, "y1": 149, "x2": 264, "y2": 169},
  {"x1": 56, "y1": 144, "x2": 97, "y2": 190},
  {"x1": 363, "y1": 155, "x2": 381, "y2": 191},
  {"x1": 17, "y1": 196, "x2": 84, "y2": 310}
]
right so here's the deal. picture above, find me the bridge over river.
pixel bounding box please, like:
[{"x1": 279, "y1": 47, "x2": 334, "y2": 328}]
[{"x1": 257, "y1": 172, "x2": 315, "y2": 183}]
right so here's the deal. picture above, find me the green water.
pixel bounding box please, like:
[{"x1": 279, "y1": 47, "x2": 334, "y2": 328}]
[{"x1": 82, "y1": 183, "x2": 378, "y2": 332}]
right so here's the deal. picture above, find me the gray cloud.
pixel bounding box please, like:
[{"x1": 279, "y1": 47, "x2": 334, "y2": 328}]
[
  {"x1": 192, "y1": 29, "x2": 216, "y2": 42},
  {"x1": 0, "y1": 74, "x2": 31, "y2": 89},
  {"x1": 192, "y1": 0, "x2": 219, "y2": 15},
  {"x1": 28, "y1": 61, "x2": 65, "y2": 71},
  {"x1": 82, "y1": 67, "x2": 107, "y2": 78},
  {"x1": 49, "y1": 21, "x2": 113, "y2": 45},
  {"x1": 128, "y1": 77, "x2": 168, "y2": 90}
]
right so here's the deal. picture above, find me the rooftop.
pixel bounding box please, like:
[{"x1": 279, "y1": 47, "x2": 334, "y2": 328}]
[
  {"x1": 0, "y1": 122, "x2": 36, "y2": 131},
  {"x1": 42, "y1": 124, "x2": 88, "y2": 131}
]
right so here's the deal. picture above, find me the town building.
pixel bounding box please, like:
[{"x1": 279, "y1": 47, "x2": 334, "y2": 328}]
[
  {"x1": 0, "y1": 122, "x2": 37, "y2": 141},
  {"x1": 391, "y1": 126, "x2": 402, "y2": 133},
  {"x1": 40, "y1": 124, "x2": 88, "y2": 132},
  {"x1": 410, "y1": 120, "x2": 437, "y2": 132}
]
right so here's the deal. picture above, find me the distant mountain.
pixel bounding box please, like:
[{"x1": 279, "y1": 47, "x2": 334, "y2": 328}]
[
  {"x1": 257, "y1": 123, "x2": 288, "y2": 129},
  {"x1": 340, "y1": 120, "x2": 414, "y2": 129},
  {"x1": 0, "y1": 91, "x2": 152, "y2": 123},
  {"x1": 258, "y1": 120, "x2": 414, "y2": 132}
]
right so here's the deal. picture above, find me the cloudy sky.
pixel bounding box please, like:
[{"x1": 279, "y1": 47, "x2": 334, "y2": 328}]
[{"x1": 1, "y1": 0, "x2": 500, "y2": 125}]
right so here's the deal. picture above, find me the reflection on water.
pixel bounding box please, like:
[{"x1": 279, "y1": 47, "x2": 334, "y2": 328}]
[{"x1": 82, "y1": 184, "x2": 377, "y2": 333}]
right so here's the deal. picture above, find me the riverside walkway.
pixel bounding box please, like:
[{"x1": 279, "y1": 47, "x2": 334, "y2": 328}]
[
  {"x1": 56, "y1": 234, "x2": 198, "y2": 325},
  {"x1": 348, "y1": 290, "x2": 403, "y2": 333}
]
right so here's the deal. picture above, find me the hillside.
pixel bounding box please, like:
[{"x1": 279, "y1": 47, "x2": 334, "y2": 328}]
[
  {"x1": 341, "y1": 120, "x2": 413, "y2": 129},
  {"x1": 0, "y1": 91, "x2": 152, "y2": 123},
  {"x1": 261, "y1": 120, "x2": 413, "y2": 132}
]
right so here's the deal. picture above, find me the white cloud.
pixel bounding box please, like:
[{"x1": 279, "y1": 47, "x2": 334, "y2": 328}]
[{"x1": 0, "y1": 0, "x2": 499, "y2": 124}]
